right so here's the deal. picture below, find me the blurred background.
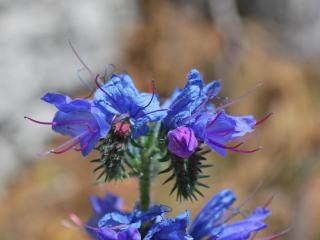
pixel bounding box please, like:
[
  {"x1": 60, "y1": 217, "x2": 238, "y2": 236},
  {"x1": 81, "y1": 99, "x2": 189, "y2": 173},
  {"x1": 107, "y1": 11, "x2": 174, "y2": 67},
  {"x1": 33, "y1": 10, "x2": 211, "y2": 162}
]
[{"x1": 0, "y1": 0, "x2": 319, "y2": 239}]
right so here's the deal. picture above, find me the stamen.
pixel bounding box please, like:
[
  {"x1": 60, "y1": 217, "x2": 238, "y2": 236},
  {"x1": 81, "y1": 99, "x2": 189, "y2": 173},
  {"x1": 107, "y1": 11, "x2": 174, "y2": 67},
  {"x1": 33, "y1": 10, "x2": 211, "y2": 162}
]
[
  {"x1": 182, "y1": 97, "x2": 208, "y2": 124},
  {"x1": 260, "y1": 227, "x2": 292, "y2": 240},
  {"x1": 208, "y1": 139, "x2": 262, "y2": 154},
  {"x1": 77, "y1": 67, "x2": 94, "y2": 91},
  {"x1": 206, "y1": 128, "x2": 234, "y2": 136},
  {"x1": 103, "y1": 64, "x2": 116, "y2": 83},
  {"x1": 69, "y1": 212, "x2": 84, "y2": 227},
  {"x1": 73, "y1": 133, "x2": 96, "y2": 152},
  {"x1": 215, "y1": 82, "x2": 262, "y2": 112},
  {"x1": 42, "y1": 131, "x2": 89, "y2": 156},
  {"x1": 231, "y1": 142, "x2": 244, "y2": 148},
  {"x1": 51, "y1": 139, "x2": 80, "y2": 154},
  {"x1": 255, "y1": 112, "x2": 273, "y2": 127},
  {"x1": 263, "y1": 194, "x2": 275, "y2": 208},
  {"x1": 227, "y1": 146, "x2": 262, "y2": 154},
  {"x1": 68, "y1": 212, "x2": 105, "y2": 233},
  {"x1": 142, "y1": 108, "x2": 171, "y2": 117},
  {"x1": 206, "y1": 112, "x2": 223, "y2": 129},
  {"x1": 222, "y1": 181, "x2": 264, "y2": 224},
  {"x1": 68, "y1": 40, "x2": 95, "y2": 78},
  {"x1": 94, "y1": 74, "x2": 121, "y2": 109},
  {"x1": 24, "y1": 116, "x2": 55, "y2": 125},
  {"x1": 144, "y1": 80, "x2": 156, "y2": 109},
  {"x1": 132, "y1": 80, "x2": 156, "y2": 118},
  {"x1": 231, "y1": 133, "x2": 256, "y2": 143}
]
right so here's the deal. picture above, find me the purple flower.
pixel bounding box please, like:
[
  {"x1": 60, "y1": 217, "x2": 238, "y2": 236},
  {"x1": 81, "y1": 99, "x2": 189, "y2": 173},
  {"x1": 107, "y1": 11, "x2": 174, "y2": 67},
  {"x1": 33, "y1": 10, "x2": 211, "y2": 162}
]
[
  {"x1": 25, "y1": 93, "x2": 111, "y2": 156},
  {"x1": 193, "y1": 111, "x2": 258, "y2": 156},
  {"x1": 167, "y1": 126, "x2": 199, "y2": 158}
]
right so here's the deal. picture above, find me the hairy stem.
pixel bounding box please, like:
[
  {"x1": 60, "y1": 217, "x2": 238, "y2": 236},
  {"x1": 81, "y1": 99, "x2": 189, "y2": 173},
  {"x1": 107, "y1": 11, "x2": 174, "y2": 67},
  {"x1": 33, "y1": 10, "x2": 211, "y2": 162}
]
[{"x1": 140, "y1": 151, "x2": 151, "y2": 212}]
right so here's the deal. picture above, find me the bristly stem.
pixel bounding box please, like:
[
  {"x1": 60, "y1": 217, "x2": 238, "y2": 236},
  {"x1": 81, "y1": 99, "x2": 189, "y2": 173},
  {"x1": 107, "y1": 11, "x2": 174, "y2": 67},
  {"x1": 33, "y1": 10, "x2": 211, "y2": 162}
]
[
  {"x1": 139, "y1": 123, "x2": 161, "y2": 212},
  {"x1": 140, "y1": 150, "x2": 151, "y2": 212}
]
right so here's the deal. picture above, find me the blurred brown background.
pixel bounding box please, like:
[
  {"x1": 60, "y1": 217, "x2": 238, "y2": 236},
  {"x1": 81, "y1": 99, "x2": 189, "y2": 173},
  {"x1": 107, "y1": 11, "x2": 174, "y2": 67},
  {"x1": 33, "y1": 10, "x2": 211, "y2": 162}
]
[{"x1": 1, "y1": 1, "x2": 320, "y2": 239}]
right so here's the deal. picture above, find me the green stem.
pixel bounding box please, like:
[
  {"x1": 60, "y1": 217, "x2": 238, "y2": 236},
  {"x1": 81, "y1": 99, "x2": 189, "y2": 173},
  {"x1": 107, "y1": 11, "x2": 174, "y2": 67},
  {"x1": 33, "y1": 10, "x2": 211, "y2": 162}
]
[{"x1": 140, "y1": 152, "x2": 151, "y2": 212}]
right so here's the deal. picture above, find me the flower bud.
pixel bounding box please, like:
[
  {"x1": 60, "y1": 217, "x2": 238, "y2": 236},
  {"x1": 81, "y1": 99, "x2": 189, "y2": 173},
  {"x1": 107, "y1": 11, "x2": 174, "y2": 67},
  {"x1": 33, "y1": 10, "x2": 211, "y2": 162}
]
[{"x1": 168, "y1": 126, "x2": 198, "y2": 158}]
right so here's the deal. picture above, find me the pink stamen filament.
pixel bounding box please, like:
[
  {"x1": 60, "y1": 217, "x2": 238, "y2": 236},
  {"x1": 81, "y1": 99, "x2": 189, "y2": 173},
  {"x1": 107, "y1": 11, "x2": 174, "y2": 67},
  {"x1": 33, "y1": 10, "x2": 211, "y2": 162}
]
[
  {"x1": 206, "y1": 128, "x2": 235, "y2": 137},
  {"x1": 259, "y1": 228, "x2": 292, "y2": 240},
  {"x1": 69, "y1": 212, "x2": 110, "y2": 233},
  {"x1": 206, "y1": 112, "x2": 223, "y2": 129},
  {"x1": 24, "y1": 116, "x2": 53, "y2": 125},
  {"x1": 51, "y1": 139, "x2": 81, "y2": 154},
  {"x1": 73, "y1": 133, "x2": 96, "y2": 152},
  {"x1": 255, "y1": 112, "x2": 273, "y2": 127},
  {"x1": 45, "y1": 131, "x2": 89, "y2": 155},
  {"x1": 208, "y1": 139, "x2": 261, "y2": 154}
]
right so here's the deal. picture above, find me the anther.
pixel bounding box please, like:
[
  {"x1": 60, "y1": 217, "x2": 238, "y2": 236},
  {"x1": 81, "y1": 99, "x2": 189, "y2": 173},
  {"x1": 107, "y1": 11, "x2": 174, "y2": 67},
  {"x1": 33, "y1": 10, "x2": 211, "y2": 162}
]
[{"x1": 255, "y1": 112, "x2": 273, "y2": 127}]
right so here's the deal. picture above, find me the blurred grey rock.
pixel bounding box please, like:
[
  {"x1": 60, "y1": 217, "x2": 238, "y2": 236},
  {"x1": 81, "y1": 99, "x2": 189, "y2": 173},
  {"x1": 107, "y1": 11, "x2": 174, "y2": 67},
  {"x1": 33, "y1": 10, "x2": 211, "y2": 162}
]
[
  {"x1": 237, "y1": 0, "x2": 320, "y2": 59},
  {"x1": 0, "y1": 0, "x2": 138, "y2": 193}
]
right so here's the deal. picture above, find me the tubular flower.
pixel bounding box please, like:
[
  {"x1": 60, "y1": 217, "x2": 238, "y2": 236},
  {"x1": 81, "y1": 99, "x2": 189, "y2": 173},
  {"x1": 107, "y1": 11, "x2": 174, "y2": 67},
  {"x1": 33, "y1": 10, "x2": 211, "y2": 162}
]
[
  {"x1": 192, "y1": 111, "x2": 257, "y2": 156},
  {"x1": 84, "y1": 193, "x2": 170, "y2": 240},
  {"x1": 163, "y1": 69, "x2": 221, "y2": 130},
  {"x1": 145, "y1": 189, "x2": 271, "y2": 240},
  {"x1": 159, "y1": 69, "x2": 262, "y2": 200},
  {"x1": 162, "y1": 69, "x2": 260, "y2": 158},
  {"x1": 25, "y1": 93, "x2": 111, "y2": 156},
  {"x1": 94, "y1": 73, "x2": 167, "y2": 139},
  {"x1": 189, "y1": 189, "x2": 270, "y2": 240}
]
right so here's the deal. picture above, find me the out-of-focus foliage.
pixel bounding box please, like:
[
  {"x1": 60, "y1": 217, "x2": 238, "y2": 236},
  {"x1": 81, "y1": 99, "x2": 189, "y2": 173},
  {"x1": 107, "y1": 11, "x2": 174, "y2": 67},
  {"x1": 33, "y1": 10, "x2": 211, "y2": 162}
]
[{"x1": 0, "y1": 1, "x2": 319, "y2": 240}]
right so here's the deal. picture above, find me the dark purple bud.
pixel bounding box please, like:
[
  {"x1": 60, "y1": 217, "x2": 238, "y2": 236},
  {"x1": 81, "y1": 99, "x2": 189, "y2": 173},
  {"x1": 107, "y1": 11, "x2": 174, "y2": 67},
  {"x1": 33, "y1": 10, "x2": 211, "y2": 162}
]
[{"x1": 167, "y1": 126, "x2": 198, "y2": 158}]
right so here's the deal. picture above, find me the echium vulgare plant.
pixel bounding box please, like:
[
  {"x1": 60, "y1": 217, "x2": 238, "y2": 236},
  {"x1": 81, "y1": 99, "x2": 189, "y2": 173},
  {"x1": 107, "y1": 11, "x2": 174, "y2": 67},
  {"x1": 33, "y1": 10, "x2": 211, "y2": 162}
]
[{"x1": 26, "y1": 66, "x2": 286, "y2": 240}]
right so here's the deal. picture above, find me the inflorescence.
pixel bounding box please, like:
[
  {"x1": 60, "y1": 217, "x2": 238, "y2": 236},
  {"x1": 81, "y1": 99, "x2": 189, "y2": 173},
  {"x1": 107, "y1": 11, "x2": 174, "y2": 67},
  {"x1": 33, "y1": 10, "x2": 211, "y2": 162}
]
[{"x1": 26, "y1": 68, "x2": 283, "y2": 240}]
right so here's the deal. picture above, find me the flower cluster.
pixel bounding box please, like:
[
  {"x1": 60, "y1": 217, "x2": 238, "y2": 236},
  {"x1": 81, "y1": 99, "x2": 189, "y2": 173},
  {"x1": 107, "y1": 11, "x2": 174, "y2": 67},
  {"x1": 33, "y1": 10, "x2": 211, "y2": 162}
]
[
  {"x1": 26, "y1": 66, "x2": 285, "y2": 239},
  {"x1": 26, "y1": 69, "x2": 261, "y2": 157},
  {"x1": 72, "y1": 190, "x2": 275, "y2": 240},
  {"x1": 26, "y1": 69, "x2": 267, "y2": 199}
]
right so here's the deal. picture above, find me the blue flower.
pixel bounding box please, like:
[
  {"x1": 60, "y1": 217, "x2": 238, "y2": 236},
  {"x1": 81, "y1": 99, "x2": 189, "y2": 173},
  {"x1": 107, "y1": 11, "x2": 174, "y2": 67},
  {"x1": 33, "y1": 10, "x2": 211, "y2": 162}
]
[
  {"x1": 87, "y1": 193, "x2": 124, "y2": 233},
  {"x1": 215, "y1": 207, "x2": 270, "y2": 240},
  {"x1": 189, "y1": 189, "x2": 236, "y2": 239},
  {"x1": 162, "y1": 69, "x2": 260, "y2": 157},
  {"x1": 163, "y1": 69, "x2": 221, "y2": 130},
  {"x1": 145, "y1": 189, "x2": 271, "y2": 240},
  {"x1": 190, "y1": 189, "x2": 270, "y2": 240},
  {"x1": 25, "y1": 93, "x2": 111, "y2": 156},
  {"x1": 193, "y1": 111, "x2": 257, "y2": 156},
  {"x1": 94, "y1": 74, "x2": 166, "y2": 138},
  {"x1": 144, "y1": 210, "x2": 193, "y2": 240},
  {"x1": 167, "y1": 126, "x2": 199, "y2": 158},
  {"x1": 86, "y1": 193, "x2": 170, "y2": 240}
]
